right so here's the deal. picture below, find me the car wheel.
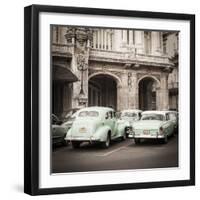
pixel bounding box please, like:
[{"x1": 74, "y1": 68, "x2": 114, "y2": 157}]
[
  {"x1": 102, "y1": 134, "x2": 110, "y2": 148},
  {"x1": 71, "y1": 141, "x2": 81, "y2": 149},
  {"x1": 62, "y1": 140, "x2": 67, "y2": 146},
  {"x1": 171, "y1": 131, "x2": 175, "y2": 137},
  {"x1": 135, "y1": 138, "x2": 140, "y2": 144}
]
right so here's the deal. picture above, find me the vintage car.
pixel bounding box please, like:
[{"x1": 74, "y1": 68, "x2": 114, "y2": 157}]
[
  {"x1": 168, "y1": 110, "x2": 179, "y2": 133},
  {"x1": 129, "y1": 111, "x2": 176, "y2": 144},
  {"x1": 61, "y1": 111, "x2": 79, "y2": 133},
  {"x1": 65, "y1": 106, "x2": 127, "y2": 148},
  {"x1": 119, "y1": 109, "x2": 142, "y2": 136},
  {"x1": 52, "y1": 114, "x2": 68, "y2": 146}
]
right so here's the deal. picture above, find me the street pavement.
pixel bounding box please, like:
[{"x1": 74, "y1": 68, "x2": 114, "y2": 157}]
[{"x1": 52, "y1": 135, "x2": 178, "y2": 173}]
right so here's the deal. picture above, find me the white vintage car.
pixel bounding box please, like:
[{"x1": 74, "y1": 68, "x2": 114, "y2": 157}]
[
  {"x1": 119, "y1": 109, "x2": 142, "y2": 136},
  {"x1": 65, "y1": 106, "x2": 127, "y2": 148},
  {"x1": 129, "y1": 111, "x2": 177, "y2": 144}
]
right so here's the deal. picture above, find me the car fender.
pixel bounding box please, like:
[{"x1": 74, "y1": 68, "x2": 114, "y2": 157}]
[
  {"x1": 65, "y1": 128, "x2": 72, "y2": 140},
  {"x1": 93, "y1": 125, "x2": 111, "y2": 142},
  {"x1": 116, "y1": 123, "x2": 126, "y2": 136}
]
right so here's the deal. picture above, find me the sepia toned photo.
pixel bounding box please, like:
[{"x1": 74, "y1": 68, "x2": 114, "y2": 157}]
[
  {"x1": 51, "y1": 26, "x2": 179, "y2": 173},
  {"x1": 24, "y1": 5, "x2": 195, "y2": 195}
]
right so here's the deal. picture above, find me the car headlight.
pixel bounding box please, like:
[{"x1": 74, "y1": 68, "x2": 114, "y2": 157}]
[{"x1": 159, "y1": 127, "x2": 164, "y2": 135}]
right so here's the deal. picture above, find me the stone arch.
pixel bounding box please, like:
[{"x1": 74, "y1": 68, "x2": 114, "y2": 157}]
[
  {"x1": 137, "y1": 75, "x2": 160, "y2": 88},
  {"x1": 88, "y1": 71, "x2": 122, "y2": 88},
  {"x1": 138, "y1": 75, "x2": 161, "y2": 110},
  {"x1": 88, "y1": 71, "x2": 122, "y2": 110}
]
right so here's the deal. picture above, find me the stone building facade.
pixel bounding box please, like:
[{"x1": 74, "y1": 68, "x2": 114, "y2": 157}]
[{"x1": 51, "y1": 26, "x2": 178, "y2": 117}]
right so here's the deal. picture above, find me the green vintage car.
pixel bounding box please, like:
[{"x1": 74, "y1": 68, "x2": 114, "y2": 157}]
[
  {"x1": 129, "y1": 111, "x2": 176, "y2": 144},
  {"x1": 65, "y1": 106, "x2": 127, "y2": 148},
  {"x1": 119, "y1": 109, "x2": 142, "y2": 136}
]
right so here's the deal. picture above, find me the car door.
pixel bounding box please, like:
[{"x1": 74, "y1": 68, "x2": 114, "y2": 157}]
[
  {"x1": 104, "y1": 111, "x2": 113, "y2": 136},
  {"x1": 112, "y1": 111, "x2": 119, "y2": 137},
  {"x1": 108, "y1": 111, "x2": 116, "y2": 138}
]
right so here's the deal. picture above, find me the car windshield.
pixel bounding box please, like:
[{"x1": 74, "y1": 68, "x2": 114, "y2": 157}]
[
  {"x1": 78, "y1": 111, "x2": 99, "y2": 117},
  {"x1": 121, "y1": 112, "x2": 137, "y2": 119},
  {"x1": 141, "y1": 114, "x2": 164, "y2": 121},
  {"x1": 64, "y1": 109, "x2": 79, "y2": 119}
]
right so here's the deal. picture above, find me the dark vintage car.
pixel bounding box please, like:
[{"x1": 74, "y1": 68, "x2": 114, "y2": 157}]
[{"x1": 52, "y1": 114, "x2": 67, "y2": 146}]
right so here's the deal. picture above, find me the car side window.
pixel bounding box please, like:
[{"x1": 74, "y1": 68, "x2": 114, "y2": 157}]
[
  {"x1": 105, "y1": 112, "x2": 109, "y2": 120},
  {"x1": 109, "y1": 111, "x2": 113, "y2": 118},
  {"x1": 169, "y1": 113, "x2": 177, "y2": 120},
  {"x1": 166, "y1": 114, "x2": 170, "y2": 121},
  {"x1": 113, "y1": 111, "x2": 116, "y2": 118}
]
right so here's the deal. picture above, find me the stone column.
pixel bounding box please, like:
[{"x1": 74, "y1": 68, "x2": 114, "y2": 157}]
[
  {"x1": 135, "y1": 31, "x2": 144, "y2": 54},
  {"x1": 156, "y1": 87, "x2": 161, "y2": 110},
  {"x1": 59, "y1": 27, "x2": 67, "y2": 44},
  {"x1": 151, "y1": 31, "x2": 161, "y2": 55},
  {"x1": 65, "y1": 28, "x2": 93, "y2": 108},
  {"x1": 97, "y1": 30, "x2": 100, "y2": 49},
  {"x1": 101, "y1": 30, "x2": 104, "y2": 49},
  {"x1": 112, "y1": 30, "x2": 121, "y2": 51},
  {"x1": 117, "y1": 73, "x2": 128, "y2": 111},
  {"x1": 129, "y1": 30, "x2": 133, "y2": 45},
  {"x1": 93, "y1": 30, "x2": 96, "y2": 48},
  {"x1": 122, "y1": 30, "x2": 127, "y2": 44},
  {"x1": 159, "y1": 73, "x2": 169, "y2": 110},
  {"x1": 127, "y1": 72, "x2": 138, "y2": 109},
  {"x1": 104, "y1": 30, "x2": 107, "y2": 49},
  {"x1": 160, "y1": 32, "x2": 163, "y2": 54},
  {"x1": 117, "y1": 85, "x2": 123, "y2": 111},
  {"x1": 52, "y1": 26, "x2": 57, "y2": 43}
]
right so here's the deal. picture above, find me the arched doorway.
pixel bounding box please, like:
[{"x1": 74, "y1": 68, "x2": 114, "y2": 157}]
[
  {"x1": 88, "y1": 74, "x2": 117, "y2": 110},
  {"x1": 138, "y1": 76, "x2": 160, "y2": 110}
]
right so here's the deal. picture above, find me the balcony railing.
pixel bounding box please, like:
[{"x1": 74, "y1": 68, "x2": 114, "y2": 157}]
[
  {"x1": 89, "y1": 49, "x2": 173, "y2": 67},
  {"x1": 51, "y1": 43, "x2": 174, "y2": 67}
]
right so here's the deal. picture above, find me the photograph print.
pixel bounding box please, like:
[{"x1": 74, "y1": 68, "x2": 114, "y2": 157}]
[{"x1": 51, "y1": 26, "x2": 179, "y2": 174}]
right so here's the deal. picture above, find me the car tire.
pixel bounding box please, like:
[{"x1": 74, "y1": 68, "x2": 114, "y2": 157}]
[
  {"x1": 161, "y1": 136, "x2": 168, "y2": 144},
  {"x1": 135, "y1": 138, "x2": 140, "y2": 144},
  {"x1": 71, "y1": 141, "x2": 81, "y2": 149},
  {"x1": 102, "y1": 134, "x2": 110, "y2": 148},
  {"x1": 62, "y1": 140, "x2": 67, "y2": 146}
]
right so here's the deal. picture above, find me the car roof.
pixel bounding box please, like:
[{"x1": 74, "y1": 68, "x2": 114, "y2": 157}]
[
  {"x1": 121, "y1": 109, "x2": 142, "y2": 113},
  {"x1": 77, "y1": 106, "x2": 114, "y2": 113},
  {"x1": 142, "y1": 110, "x2": 172, "y2": 115}
]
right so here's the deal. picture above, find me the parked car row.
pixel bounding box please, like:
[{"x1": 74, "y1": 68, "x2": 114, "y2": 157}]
[{"x1": 51, "y1": 106, "x2": 178, "y2": 148}]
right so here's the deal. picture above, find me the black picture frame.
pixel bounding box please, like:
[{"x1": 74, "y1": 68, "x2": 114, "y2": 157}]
[{"x1": 24, "y1": 4, "x2": 195, "y2": 196}]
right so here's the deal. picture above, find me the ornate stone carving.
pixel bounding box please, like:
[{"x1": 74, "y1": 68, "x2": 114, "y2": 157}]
[
  {"x1": 77, "y1": 53, "x2": 88, "y2": 71},
  {"x1": 65, "y1": 28, "x2": 75, "y2": 43},
  {"x1": 65, "y1": 27, "x2": 93, "y2": 49}
]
